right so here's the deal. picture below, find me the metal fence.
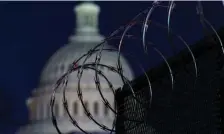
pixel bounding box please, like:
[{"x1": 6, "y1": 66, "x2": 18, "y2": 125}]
[{"x1": 115, "y1": 36, "x2": 224, "y2": 134}]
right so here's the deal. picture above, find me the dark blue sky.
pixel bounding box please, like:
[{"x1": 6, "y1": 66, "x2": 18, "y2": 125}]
[{"x1": 0, "y1": 1, "x2": 224, "y2": 134}]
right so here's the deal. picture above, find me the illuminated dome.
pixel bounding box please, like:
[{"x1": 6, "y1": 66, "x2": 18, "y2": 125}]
[
  {"x1": 39, "y1": 37, "x2": 133, "y2": 91},
  {"x1": 39, "y1": 2, "x2": 133, "y2": 91},
  {"x1": 17, "y1": 2, "x2": 134, "y2": 134}
]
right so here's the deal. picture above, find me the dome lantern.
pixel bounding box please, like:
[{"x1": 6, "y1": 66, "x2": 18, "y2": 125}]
[
  {"x1": 74, "y1": 1, "x2": 100, "y2": 35},
  {"x1": 69, "y1": 1, "x2": 103, "y2": 44}
]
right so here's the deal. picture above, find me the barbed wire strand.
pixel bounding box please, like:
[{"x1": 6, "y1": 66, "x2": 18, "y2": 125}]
[{"x1": 49, "y1": 1, "x2": 224, "y2": 134}]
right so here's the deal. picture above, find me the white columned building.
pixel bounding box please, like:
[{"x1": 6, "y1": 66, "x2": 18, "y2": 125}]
[{"x1": 17, "y1": 1, "x2": 134, "y2": 134}]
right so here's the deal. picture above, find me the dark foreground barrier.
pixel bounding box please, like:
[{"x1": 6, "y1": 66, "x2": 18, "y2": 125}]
[{"x1": 115, "y1": 29, "x2": 224, "y2": 134}]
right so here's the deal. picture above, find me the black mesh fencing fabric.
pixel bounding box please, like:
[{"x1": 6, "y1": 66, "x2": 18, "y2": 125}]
[{"x1": 115, "y1": 42, "x2": 223, "y2": 134}]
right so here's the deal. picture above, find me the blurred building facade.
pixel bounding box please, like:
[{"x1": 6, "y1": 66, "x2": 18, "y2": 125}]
[{"x1": 17, "y1": 1, "x2": 134, "y2": 134}]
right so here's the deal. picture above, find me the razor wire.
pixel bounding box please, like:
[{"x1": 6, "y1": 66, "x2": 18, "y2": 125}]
[{"x1": 50, "y1": 1, "x2": 224, "y2": 134}]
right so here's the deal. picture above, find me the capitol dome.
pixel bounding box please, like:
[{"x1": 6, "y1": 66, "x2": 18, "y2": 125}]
[
  {"x1": 17, "y1": 2, "x2": 134, "y2": 134},
  {"x1": 39, "y1": 38, "x2": 133, "y2": 91}
]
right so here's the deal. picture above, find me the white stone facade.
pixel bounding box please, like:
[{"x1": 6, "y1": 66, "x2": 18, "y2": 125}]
[{"x1": 17, "y1": 2, "x2": 134, "y2": 134}]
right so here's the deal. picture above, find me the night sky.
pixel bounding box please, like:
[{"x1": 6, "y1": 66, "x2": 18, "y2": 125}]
[{"x1": 0, "y1": 1, "x2": 224, "y2": 134}]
